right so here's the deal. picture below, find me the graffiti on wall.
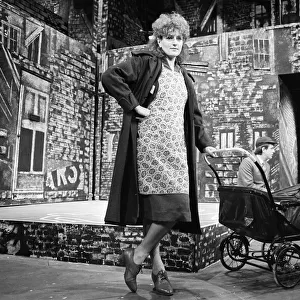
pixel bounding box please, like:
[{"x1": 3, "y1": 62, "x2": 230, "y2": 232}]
[{"x1": 45, "y1": 163, "x2": 84, "y2": 191}]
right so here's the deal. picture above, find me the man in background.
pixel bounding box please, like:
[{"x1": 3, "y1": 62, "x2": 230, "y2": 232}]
[{"x1": 237, "y1": 136, "x2": 276, "y2": 191}]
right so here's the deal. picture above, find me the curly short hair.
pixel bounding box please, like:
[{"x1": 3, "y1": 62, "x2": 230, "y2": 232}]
[
  {"x1": 147, "y1": 12, "x2": 190, "y2": 63},
  {"x1": 152, "y1": 12, "x2": 190, "y2": 40}
]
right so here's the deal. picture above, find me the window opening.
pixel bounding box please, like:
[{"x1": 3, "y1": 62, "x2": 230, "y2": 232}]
[
  {"x1": 253, "y1": 38, "x2": 270, "y2": 70},
  {"x1": 220, "y1": 129, "x2": 235, "y2": 149},
  {"x1": 1, "y1": 21, "x2": 20, "y2": 53},
  {"x1": 254, "y1": 3, "x2": 271, "y2": 28}
]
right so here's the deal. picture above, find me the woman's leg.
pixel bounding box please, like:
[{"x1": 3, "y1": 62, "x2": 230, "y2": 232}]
[
  {"x1": 133, "y1": 221, "x2": 175, "y2": 265},
  {"x1": 122, "y1": 221, "x2": 175, "y2": 293},
  {"x1": 138, "y1": 220, "x2": 175, "y2": 295},
  {"x1": 150, "y1": 244, "x2": 164, "y2": 275},
  {"x1": 142, "y1": 221, "x2": 166, "y2": 274}
]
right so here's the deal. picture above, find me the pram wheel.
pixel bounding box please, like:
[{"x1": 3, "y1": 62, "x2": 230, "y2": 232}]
[
  {"x1": 220, "y1": 234, "x2": 249, "y2": 271},
  {"x1": 273, "y1": 244, "x2": 300, "y2": 288},
  {"x1": 262, "y1": 242, "x2": 281, "y2": 268}
]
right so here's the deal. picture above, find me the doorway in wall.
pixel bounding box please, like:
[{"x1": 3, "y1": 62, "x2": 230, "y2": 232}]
[{"x1": 279, "y1": 73, "x2": 300, "y2": 187}]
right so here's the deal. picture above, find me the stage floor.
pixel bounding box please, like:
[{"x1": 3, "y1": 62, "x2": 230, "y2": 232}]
[{"x1": 0, "y1": 201, "x2": 219, "y2": 227}]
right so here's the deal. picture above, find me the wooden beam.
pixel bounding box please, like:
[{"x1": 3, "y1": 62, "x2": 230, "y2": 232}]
[{"x1": 200, "y1": 0, "x2": 217, "y2": 31}]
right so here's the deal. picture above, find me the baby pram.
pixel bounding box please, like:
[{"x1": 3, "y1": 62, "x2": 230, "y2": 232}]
[{"x1": 203, "y1": 148, "x2": 300, "y2": 288}]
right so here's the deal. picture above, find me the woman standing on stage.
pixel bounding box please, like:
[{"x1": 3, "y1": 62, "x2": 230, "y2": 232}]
[{"x1": 101, "y1": 12, "x2": 216, "y2": 296}]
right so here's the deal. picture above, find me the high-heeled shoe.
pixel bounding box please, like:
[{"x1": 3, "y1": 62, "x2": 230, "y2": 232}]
[
  {"x1": 151, "y1": 270, "x2": 174, "y2": 296},
  {"x1": 119, "y1": 248, "x2": 142, "y2": 293}
]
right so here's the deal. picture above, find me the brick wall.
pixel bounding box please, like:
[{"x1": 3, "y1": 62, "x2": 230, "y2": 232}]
[
  {"x1": 221, "y1": 0, "x2": 253, "y2": 31},
  {"x1": 68, "y1": 3, "x2": 93, "y2": 47},
  {"x1": 176, "y1": 0, "x2": 214, "y2": 37},
  {"x1": 45, "y1": 43, "x2": 95, "y2": 202},
  {"x1": 106, "y1": 0, "x2": 146, "y2": 50},
  {"x1": 0, "y1": 220, "x2": 230, "y2": 271},
  {"x1": 192, "y1": 30, "x2": 280, "y2": 199},
  {"x1": 123, "y1": 0, "x2": 147, "y2": 47},
  {"x1": 17, "y1": 0, "x2": 96, "y2": 48},
  {"x1": 0, "y1": 1, "x2": 96, "y2": 204},
  {"x1": 3, "y1": 0, "x2": 68, "y2": 33},
  {"x1": 94, "y1": 0, "x2": 108, "y2": 53}
]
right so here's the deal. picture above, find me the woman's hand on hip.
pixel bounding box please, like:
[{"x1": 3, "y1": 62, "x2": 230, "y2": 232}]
[{"x1": 135, "y1": 105, "x2": 151, "y2": 120}]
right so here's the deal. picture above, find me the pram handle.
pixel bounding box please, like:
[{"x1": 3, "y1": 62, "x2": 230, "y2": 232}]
[
  {"x1": 203, "y1": 147, "x2": 274, "y2": 206},
  {"x1": 203, "y1": 147, "x2": 256, "y2": 162}
]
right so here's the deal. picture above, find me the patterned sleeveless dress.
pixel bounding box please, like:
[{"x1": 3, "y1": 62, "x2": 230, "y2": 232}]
[{"x1": 137, "y1": 64, "x2": 191, "y2": 222}]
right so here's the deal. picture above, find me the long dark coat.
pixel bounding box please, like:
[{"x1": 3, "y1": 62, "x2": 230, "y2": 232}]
[{"x1": 101, "y1": 50, "x2": 213, "y2": 234}]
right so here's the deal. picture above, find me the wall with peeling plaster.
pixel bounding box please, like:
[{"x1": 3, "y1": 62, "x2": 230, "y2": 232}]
[{"x1": 0, "y1": 2, "x2": 95, "y2": 204}]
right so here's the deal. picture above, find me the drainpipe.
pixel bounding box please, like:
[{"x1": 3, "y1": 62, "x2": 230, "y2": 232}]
[
  {"x1": 91, "y1": 45, "x2": 100, "y2": 200},
  {"x1": 92, "y1": 45, "x2": 107, "y2": 200}
]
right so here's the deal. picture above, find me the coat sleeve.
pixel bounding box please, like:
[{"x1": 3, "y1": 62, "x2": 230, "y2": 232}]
[
  {"x1": 188, "y1": 82, "x2": 213, "y2": 152},
  {"x1": 101, "y1": 56, "x2": 142, "y2": 112},
  {"x1": 193, "y1": 99, "x2": 214, "y2": 152},
  {"x1": 183, "y1": 69, "x2": 213, "y2": 152}
]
